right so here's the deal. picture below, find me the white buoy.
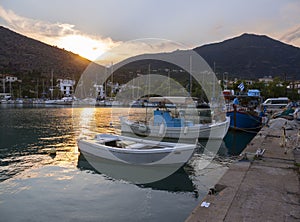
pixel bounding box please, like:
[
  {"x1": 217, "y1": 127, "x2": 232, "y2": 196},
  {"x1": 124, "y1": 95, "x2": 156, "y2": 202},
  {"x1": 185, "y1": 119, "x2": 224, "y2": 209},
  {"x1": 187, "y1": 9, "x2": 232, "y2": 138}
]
[
  {"x1": 159, "y1": 123, "x2": 165, "y2": 136},
  {"x1": 184, "y1": 126, "x2": 188, "y2": 135},
  {"x1": 281, "y1": 126, "x2": 287, "y2": 154}
]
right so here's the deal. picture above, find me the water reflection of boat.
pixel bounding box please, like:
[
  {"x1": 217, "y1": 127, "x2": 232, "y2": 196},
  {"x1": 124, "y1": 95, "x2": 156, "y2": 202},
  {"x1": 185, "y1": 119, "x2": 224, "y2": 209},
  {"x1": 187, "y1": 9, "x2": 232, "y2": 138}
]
[
  {"x1": 77, "y1": 153, "x2": 197, "y2": 194},
  {"x1": 77, "y1": 134, "x2": 196, "y2": 184},
  {"x1": 139, "y1": 167, "x2": 197, "y2": 194},
  {"x1": 223, "y1": 129, "x2": 257, "y2": 155}
]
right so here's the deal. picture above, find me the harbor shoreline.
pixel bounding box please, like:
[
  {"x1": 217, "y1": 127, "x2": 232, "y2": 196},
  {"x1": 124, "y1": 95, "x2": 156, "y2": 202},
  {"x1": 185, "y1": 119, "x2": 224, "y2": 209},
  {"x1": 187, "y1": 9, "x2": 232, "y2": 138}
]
[{"x1": 186, "y1": 119, "x2": 300, "y2": 221}]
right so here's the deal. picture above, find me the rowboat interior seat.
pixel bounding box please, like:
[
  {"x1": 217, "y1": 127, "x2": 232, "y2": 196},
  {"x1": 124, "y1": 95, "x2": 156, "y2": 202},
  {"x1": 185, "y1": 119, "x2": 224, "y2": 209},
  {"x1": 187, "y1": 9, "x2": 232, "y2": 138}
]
[{"x1": 116, "y1": 140, "x2": 136, "y2": 148}]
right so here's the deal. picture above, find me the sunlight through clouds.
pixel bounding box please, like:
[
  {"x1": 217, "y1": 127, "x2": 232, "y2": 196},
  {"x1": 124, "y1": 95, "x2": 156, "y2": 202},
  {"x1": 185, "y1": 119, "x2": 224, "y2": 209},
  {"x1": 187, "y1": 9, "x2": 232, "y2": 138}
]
[
  {"x1": 55, "y1": 34, "x2": 118, "y2": 61},
  {"x1": 0, "y1": 5, "x2": 119, "y2": 61},
  {"x1": 0, "y1": 5, "x2": 182, "y2": 62}
]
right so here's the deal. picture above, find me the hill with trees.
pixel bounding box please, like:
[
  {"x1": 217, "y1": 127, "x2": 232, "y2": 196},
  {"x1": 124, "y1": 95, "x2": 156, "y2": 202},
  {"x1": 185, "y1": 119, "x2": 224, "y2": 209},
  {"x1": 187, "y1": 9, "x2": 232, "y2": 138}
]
[
  {"x1": 0, "y1": 26, "x2": 92, "y2": 80},
  {"x1": 194, "y1": 33, "x2": 300, "y2": 80}
]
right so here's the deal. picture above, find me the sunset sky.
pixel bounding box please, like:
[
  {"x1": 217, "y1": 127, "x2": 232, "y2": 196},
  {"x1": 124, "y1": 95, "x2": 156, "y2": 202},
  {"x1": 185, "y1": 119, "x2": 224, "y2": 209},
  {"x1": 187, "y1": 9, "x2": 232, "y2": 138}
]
[{"x1": 0, "y1": 0, "x2": 300, "y2": 62}]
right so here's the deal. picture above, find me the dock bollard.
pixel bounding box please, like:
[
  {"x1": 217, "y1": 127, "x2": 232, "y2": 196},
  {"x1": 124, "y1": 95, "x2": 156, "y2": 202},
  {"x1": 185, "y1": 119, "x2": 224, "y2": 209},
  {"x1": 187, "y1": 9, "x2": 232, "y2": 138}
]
[
  {"x1": 49, "y1": 147, "x2": 57, "y2": 156},
  {"x1": 280, "y1": 126, "x2": 287, "y2": 154}
]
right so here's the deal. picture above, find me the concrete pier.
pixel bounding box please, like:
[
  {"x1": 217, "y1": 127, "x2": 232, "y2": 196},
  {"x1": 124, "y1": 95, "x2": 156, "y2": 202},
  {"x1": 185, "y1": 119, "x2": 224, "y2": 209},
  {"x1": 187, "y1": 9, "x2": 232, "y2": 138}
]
[{"x1": 186, "y1": 119, "x2": 300, "y2": 222}]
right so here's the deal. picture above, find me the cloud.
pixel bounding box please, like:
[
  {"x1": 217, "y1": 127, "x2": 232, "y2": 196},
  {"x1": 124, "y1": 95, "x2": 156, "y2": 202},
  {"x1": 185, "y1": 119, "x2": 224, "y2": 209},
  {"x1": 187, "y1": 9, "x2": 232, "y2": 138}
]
[
  {"x1": 279, "y1": 26, "x2": 300, "y2": 46},
  {"x1": 0, "y1": 5, "x2": 119, "y2": 60},
  {"x1": 0, "y1": 5, "x2": 189, "y2": 62},
  {"x1": 278, "y1": 1, "x2": 300, "y2": 47},
  {"x1": 0, "y1": 5, "x2": 182, "y2": 63},
  {"x1": 0, "y1": 5, "x2": 74, "y2": 37}
]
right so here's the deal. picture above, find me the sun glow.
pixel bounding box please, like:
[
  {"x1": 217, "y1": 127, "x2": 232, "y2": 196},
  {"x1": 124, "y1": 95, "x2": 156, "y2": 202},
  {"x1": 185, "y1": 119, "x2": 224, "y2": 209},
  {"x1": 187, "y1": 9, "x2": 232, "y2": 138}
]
[{"x1": 55, "y1": 34, "x2": 112, "y2": 61}]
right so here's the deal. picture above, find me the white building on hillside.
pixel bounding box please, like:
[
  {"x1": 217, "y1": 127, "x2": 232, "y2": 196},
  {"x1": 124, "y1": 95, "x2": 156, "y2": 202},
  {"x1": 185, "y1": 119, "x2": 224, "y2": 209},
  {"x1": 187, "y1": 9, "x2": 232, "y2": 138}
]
[
  {"x1": 258, "y1": 76, "x2": 273, "y2": 85},
  {"x1": 57, "y1": 79, "x2": 76, "y2": 96},
  {"x1": 94, "y1": 84, "x2": 105, "y2": 99},
  {"x1": 5, "y1": 75, "x2": 18, "y2": 83}
]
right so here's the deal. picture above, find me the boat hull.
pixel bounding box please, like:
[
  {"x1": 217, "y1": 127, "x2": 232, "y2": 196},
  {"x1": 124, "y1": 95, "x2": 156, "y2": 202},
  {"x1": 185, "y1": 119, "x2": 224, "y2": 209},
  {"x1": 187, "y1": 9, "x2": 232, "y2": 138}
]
[
  {"x1": 226, "y1": 110, "x2": 262, "y2": 130},
  {"x1": 77, "y1": 135, "x2": 195, "y2": 166},
  {"x1": 120, "y1": 116, "x2": 230, "y2": 140}
]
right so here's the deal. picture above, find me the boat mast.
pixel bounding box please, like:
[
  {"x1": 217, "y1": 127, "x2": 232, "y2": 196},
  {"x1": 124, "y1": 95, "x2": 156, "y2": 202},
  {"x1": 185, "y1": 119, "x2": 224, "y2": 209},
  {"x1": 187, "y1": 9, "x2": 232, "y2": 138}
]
[
  {"x1": 137, "y1": 73, "x2": 140, "y2": 99},
  {"x1": 145, "y1": 64, "x2": 151, "y2": 123},
  {"x1": 36, "y1": 78, "x2": 39, "y2": 99},
  {"x1": 95, "y1": 69, "x2": 98, "y2": 99},
  {"x1": 132, "y1": 73, "x2": 135, "y2": 99},
  {"x1": 212, "y1": 62, "x2": 216, "y2": 103},
  {"x1": 168, "y1": 69, "x2": 170, "y2": 96},
  {"x1": 19, "y1": 84, "x2": 21, "y2": 98},
  {"x1": 51, "y1": 69, "x2": 54, "y2": 100},
  {"x1": 110, "y1": 62, "x2": 113, "y2": 98},
  {"x1": 223, "y1": 72, "x2": 228, "y2": 90},
  {"x1": 2, "y1": 77, "x2": 5, "y2": 95},
  {"x1": 189, "y1": 55, "x2": 192, "y2": 96},
  {"x1": 104, "y1": 67, "x2": 107, "y2": 99},
  {"x1": 9, "y1": 79, "x2": 12, "y2": 98},
  {"x1": 148, "y1": 64, "x2": 150, "y2": 98}
]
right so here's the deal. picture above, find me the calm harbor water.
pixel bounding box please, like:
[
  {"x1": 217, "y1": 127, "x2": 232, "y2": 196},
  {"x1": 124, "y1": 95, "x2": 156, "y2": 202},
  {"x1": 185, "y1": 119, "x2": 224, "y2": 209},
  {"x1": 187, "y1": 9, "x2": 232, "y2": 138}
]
[{"x1": 0, "y1": 105, "x2": 256, "y2": 222}]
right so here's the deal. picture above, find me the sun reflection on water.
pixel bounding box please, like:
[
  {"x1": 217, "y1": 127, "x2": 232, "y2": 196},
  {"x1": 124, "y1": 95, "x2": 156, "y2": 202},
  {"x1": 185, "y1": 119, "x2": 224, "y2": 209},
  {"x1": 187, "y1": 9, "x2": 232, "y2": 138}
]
[{"x1": 76, "y1": 107, "x2": 97, "y2": 138}]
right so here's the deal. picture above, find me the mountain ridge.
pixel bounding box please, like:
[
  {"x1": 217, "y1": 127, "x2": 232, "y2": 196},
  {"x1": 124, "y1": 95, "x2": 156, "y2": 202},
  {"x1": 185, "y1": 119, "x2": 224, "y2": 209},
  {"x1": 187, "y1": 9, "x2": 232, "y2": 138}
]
[
  {"x1": 1, "y1": 26, "x2": 300, "y2": 81},
  {"x1": 194, "y1": 33, "x2": 300, "y2": 79}
]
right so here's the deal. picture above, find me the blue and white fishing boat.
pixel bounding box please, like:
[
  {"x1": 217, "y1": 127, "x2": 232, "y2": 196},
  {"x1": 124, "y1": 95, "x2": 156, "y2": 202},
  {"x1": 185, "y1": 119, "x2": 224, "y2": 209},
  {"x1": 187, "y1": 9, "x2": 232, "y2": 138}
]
[{"x1": 120, "y1": 97, "x2": 230, "y2": 140}]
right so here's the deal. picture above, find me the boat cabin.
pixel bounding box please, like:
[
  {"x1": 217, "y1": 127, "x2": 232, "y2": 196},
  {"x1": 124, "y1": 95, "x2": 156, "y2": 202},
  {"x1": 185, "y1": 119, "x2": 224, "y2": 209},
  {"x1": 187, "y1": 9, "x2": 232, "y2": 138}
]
[
  {"x1": 247, "y1": 89, "x2": 260, "y2": 97},
  {"x1": 153, "y1": 109, "x2": 183, "y2": 127}
]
